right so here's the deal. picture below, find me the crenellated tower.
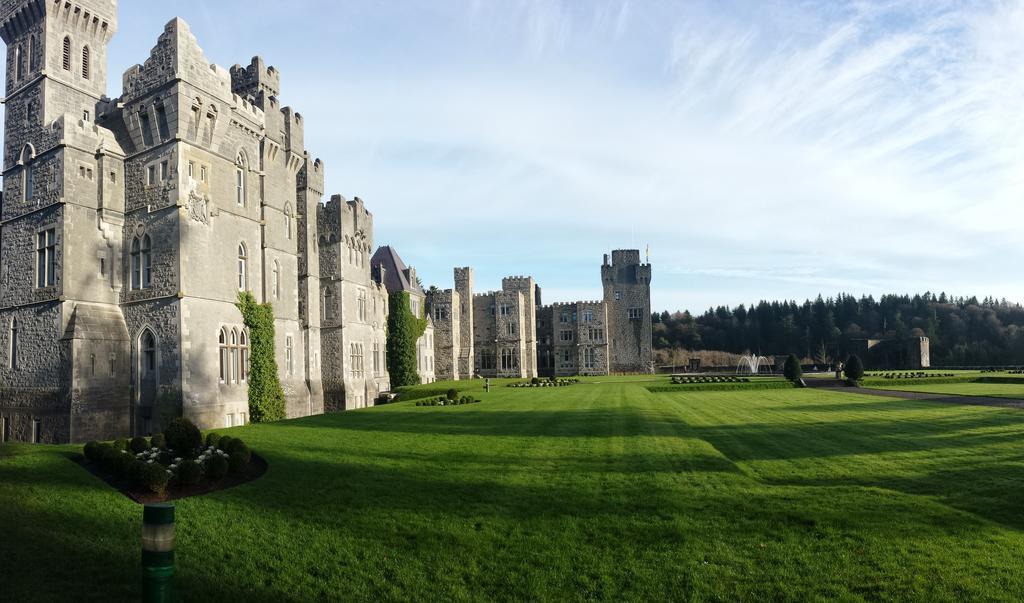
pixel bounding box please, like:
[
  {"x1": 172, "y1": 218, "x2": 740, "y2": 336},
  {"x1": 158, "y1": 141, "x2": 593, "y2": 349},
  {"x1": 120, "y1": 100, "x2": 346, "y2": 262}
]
[{"x1": 602, "y1": 250, "x2": 653, "y2": 373}]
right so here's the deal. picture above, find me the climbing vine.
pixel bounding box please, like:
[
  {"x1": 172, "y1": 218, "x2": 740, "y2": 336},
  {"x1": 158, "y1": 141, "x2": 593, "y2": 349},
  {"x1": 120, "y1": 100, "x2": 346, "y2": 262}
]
[
  {"x1": 386, "y1": 291, "x2": 428, "y2": 388},
  {"x1": 236, "y1": 291, "x2": 286, "y2": 422}
]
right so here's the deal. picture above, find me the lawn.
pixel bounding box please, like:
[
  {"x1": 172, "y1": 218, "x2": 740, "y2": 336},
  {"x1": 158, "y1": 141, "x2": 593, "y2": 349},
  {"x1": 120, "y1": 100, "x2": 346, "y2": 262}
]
[
  {"x1": 868, "y1": 381, "x2": 1024, "y2": 400},
  {"x1": 3, "y1": 382, "x2": 1024, "y2": 601}
]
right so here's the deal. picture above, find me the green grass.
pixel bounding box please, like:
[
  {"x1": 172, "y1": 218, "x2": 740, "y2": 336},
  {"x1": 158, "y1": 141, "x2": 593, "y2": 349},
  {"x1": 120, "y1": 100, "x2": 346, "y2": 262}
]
[
  {"x1": 869, "y1": 381, "x2": 1024, "y2": 400},
  {"x1": 4, "y1": 383, "x2": 1024, "y2": 600}
]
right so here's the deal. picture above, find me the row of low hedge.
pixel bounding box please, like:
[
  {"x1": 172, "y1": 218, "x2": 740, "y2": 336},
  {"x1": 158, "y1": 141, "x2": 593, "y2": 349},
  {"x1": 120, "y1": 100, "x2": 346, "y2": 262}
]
[
  {"x1": 870, "y1": 372, "x2": 957, "y2": 379},
  {"x1": 860, "y1": 376, "x2": 978, "y2": 387},
  {"x1": 394, "y1": 386, "x2": 460, "y2": 403},
  {"x1": 508, "y1": 378, "x2": 579, "y2": 388},
  {"x1": 82, "y1": 419, "x2": 252, "y2": 496},
  {"x1": 671, "y1": 376, "x2": 751, "y2": 384},
  {"x1": 416, "y1": 395, "x2": 480, "y2": 407},
  {"x1": 646, "y1": 381, "x2": 795, "y2": 393}
]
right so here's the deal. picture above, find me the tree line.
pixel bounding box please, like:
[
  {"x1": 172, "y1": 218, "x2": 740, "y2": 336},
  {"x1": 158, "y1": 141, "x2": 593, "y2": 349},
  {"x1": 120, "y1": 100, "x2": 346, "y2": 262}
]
[{"x1": 652, "y1": 293, "x2": 1024, "y2": 367}]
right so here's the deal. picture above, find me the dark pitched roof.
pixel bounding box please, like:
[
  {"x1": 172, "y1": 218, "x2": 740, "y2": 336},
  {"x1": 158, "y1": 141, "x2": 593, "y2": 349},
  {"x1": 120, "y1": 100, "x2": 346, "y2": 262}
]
[{"x1": 370, "y1": 245, "x2": 422, "y2": 295}]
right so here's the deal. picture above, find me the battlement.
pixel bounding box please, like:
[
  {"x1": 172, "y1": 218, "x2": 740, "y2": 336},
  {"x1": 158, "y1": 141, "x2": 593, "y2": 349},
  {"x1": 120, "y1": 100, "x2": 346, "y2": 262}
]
[
  {"x1": 501, "y1": 275, "x2": 535, "y2": 292},
  {"x1": 547, "y1": 300, "x2": 604, "y2": 307},
  {"x1": 230, "y1": 55, "x2": 279, "y2": 100},
  {"x1": 1, "y1": 0, "x2": 117, "y2": 43},
  {"x1": 122, "y1": 17, "x2": 229, "y2": 102},
  {"x1": 302, "y1": 156, "x2": 324, "y2": 195}
]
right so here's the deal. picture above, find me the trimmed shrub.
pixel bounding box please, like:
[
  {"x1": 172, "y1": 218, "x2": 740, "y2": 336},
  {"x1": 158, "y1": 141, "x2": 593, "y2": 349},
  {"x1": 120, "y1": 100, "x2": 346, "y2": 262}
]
[
  {"x1": 844, "y1": 354, "x2": 865, "y2": 382},
  {"x1": 205, "y1": 454, "x2": 229, "y2": 480},
  {"x1": 127, "y1": 460, "x2": 148, "y2": 485},
  {"x1": 113, "y1": 438, "x2": 129, "y2": 452},
  {"x1": 139, "y1": 462, "x2": 170, "y2": 495},
  {"x1": 98, "y1": 445, "x2": 121, "y2": 470},
  {"x1": 446, "y1": 388, "x2": 458, "y2": 401},
  {"x1": 228, "y1": 443, "x2": 251, "y2": 473},
  {"x1": 218, "y1": 436, "x2": 235, "y2": 452},
  {"x1": 83, "y1": 441, "x2": 101, "y2": 462},
  {"x1": 150, "y1": 433, "x2": 166, "y2": 450},
  {"x1": 783, "y1": 354, "x2": 802, "y2": 382},
  {"x1": 205, "y1": 432, "x2": 222, "y2": 448},
  {"x1": 163, "y1": 417, "x2": 202, "y2": 456},
  {"x1": 129, "y1": 436, "x2": 149, "y2": 454},
  {"x1": 176, "y1": 459, "x2": 203, "y2": 486}
]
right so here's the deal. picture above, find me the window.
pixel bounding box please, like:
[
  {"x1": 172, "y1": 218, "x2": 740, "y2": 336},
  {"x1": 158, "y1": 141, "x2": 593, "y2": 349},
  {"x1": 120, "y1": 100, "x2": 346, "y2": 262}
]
[
  {"x1": 36, "y1": 229, "x2": 55, "y2": 287},
  {"x1": 156, "y1": 104, "x2": 170, "y2": 140},
  {"x1": 82, "y1": 110, "x2": 90, "y2": 122},
  {"x1": 81, "y1": 45, "x2": 90, "y2": 79},
  {"x1": 109, "y1": 353, "x2": 116, "y2": 377},
  {"x1": 230, "y1": 329, "x2": 239, "y2": 384},
  {"x1": 272, "y1": 260, "x2": 281, "y2": 299},
  {"x1": 188, "y1": 161, "x2": 194, "y2": 178},
  {"x1": 15, "y1": 45, "x2": 23, "y2": 80},
  {"x1": 141, "y1": 330, "x2": 156, "y2": 374},
  {"x1": 583, "y1": 310, "x2": 594, "y2": 323},
  {"x1": 0, "y1": 416, "x2": 6, "y2": 443},
  {"x1": 62, "y1": 36, "x2": 71, "y2": 71},
  {"x1": 560, "y1": 330, "x2": 573, "y2": 342},
  {"x1": 227, "y1": 414, "x2": 234, "y2": 428},
  {"x1": 239, "y1": 330, "x2": 248, "y2": 382},
  {"x1": 147, "y1": 165, "x2": 156, "y2": 185},
  {"x1": 358, "y1": 290, "x2": 367, "y2": 322},
  {"x1": 32, "y1": 418, "x2": 41, "y2": 443},
  {"x1": 160, "y1": 161, "x2": 168, "y2": 181},
  {"x1": 584, "y1": 347, "x2": 596, "y2": 369},
  {"x1": 235, "y1": 154, "x2": 246, "y2": 206},
  {"x1": 505, "y1": 322, "x2": 516, "y2": 336},
  {"x1": 28, "y1": 35, "x2": 37, "y2": 71},
  {"x1": 200, "y1": 165, "x2": 207, "y2": 182},
  {"x1": 139, "y1": 111, "x2": 153, "y2": 146},
  {"x1": 562, "y1": 349, "x2": 572, "y2": 366},
  {"x1": 240, "y1": 412, "x2": 247, "y2": 425},
  {"x1": 219, "y1": 328, "x2": 228, "y2": 382},
  {"x1": 9, "y1": 318, "x2": 18, "y2": 369},
  {"x1": 130, "y1": 235, "x2": 152, "y2": 290},
  {"x1": 24, "y1": 164, "x2": 33, "y2": 202},
  {"x1": 373, "y1": 341, "x2": 380, "y2": 375},
  {"x1": 590, "y1": 328, "x2": 604, "y2": 342},
  {"x1": 628, "y1": 308, "x2": 643, "y2": 320},
  {"x1": 500, "y1": 348, "x2": 516, "y2": 371},
  {"x1": 614, "y1": 291, "x2": 622, "y2": 301},
  {"x1": 237, "y1": 244, "x2": 247, "y2": 291},
  {"x1": 560, "y1": 311, "x2": 569, "y2": 324},
  {"x1": 350, "y1": 343, "x2": 364, "y2": 377},
  {"x1": 285, "y1": 336, "x2": 294, "y2": 376},
  {"x1": 284, "y1": 205, "x2": 292, "y2": 240},
  {"x1": 479, "y1": 350, "x2": 496, "y2": 371},
  {"x1": 324, "y1": 287, "x2": 334, "y2": 321},
  {"x1": 499, "y1": 304, "x2": 511, "y2": 316},
  {"x1": 411, "y1": 298, "x2": 419, "y2": 318}
]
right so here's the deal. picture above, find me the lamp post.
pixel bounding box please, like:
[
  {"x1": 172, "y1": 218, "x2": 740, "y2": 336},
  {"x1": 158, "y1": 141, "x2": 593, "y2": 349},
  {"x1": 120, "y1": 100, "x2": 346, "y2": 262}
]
[{"x1": 141, "y1": 503, "x2": 175, "y2": 602}]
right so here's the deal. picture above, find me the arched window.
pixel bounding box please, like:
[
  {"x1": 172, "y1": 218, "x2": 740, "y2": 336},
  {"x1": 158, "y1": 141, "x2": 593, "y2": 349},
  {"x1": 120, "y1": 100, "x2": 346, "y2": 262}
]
[
  {"x1": 21, "y1": 144, "x2": 34, "y2": 203},
  {"x1": 218, "y1": 328, "x2": 228, "y2": 383},
  {"x1": 130, "y1": 237, "x2": 141, "y2": 290},
  {"x1": 141, "y1": 235, "x2": 152, "y2": 288},
  {"x1": 62, "y1": 36, "x2": 71, "y2": 71},
  {"x1": 28, "y1": 35, "x2": 37, "y2": 71},
  {"x1": 230, "y1": 328, "x2": 239, "y2": 384},
  {"x1": 81, "y1": 45, "x2": 90, "y2": 79},
  {"x1": 239, "y1": 330, "x2": 248, "y2": 382},
  {"x1": 284, "y1": 204, "x2": 292, "y2": 240},
  {"x1": 141, "y1": 330, "x2": 156, "y2": 375},
  {"x1": 285, "y1": 336, "x2": 294, "y2": 376},
  {"x1": 15, "y1": 45, "x2": 24, "y2": 80},
  {"x1": 235, "y1": 153, "x2": 246, "y2": 206},
  {"x1": 272, "y1": 260, "x2": 280, "y2": 299},
  {"x1": 9, "y1": 318, "x2": 18, "y2": 369},
  {"x1": 323, "y1": 287, "x2": 334, "y2": 321},
  {"x1": 237, "y1": 243, "x2": 247, "y2": 291}
]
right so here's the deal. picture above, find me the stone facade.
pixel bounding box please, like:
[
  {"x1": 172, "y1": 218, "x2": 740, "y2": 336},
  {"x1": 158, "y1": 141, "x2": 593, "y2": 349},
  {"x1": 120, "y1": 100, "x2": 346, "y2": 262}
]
[
  {"x1": 851, "y1": 337, "x2": 931, "y2": 370},
  {"x1": 429, "y1": 250, "x2": 652, "y2": 380},
  {"x1": 0, "y1": 1, "x2": 387, "y2": 443}
]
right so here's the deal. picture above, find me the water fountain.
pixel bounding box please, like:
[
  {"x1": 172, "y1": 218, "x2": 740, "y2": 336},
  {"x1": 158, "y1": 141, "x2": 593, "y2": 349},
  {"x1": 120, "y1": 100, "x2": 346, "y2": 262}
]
[{"x1": 736, "y1": 355, "x2": 773, "y2": 375}]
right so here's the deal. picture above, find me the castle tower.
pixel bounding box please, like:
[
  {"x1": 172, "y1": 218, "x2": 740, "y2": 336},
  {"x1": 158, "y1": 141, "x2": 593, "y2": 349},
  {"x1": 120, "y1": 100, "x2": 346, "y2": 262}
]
[
  {"x1": 0, "y1": 0, "x2": 129, "y2": 443},
  {"x1": 454, "y1": 267, "x2": 474, "y2": 378},
  {"x1": 602, "y1": 250, "x2": 653, "y2": 373}
]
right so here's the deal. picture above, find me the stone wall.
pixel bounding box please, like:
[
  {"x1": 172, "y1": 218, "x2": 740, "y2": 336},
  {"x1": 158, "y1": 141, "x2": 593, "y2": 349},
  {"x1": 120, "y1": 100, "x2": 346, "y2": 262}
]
[{"x1": 602, "y1": 250, "x2": 653, "y2": 373}]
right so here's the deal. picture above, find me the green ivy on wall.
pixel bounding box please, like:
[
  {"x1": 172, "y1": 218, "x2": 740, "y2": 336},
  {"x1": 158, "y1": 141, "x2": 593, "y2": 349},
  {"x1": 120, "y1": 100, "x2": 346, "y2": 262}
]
[
  {"x1": 387, "y1": 291, "x2": 427, "y2": 388},
  {"x1": 236, "y1": 291, "x2": 286, "y2": 422}
]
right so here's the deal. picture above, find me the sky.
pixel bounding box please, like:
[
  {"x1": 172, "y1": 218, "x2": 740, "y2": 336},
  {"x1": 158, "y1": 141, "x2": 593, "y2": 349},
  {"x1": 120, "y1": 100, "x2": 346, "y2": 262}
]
[{"x1": 24, "y1": 1, "x2": 1024, "y2": 311}]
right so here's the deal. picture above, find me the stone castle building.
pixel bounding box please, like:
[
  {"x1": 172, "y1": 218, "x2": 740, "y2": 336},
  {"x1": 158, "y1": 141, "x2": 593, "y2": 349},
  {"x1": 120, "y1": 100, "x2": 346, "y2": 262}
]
[
  {"x1": 370, "y1": 245, "x2": 435, "y2": 384},
  {"x1": 428, "y1": 250, "x2": 653, "y2": 380},
  {"x1": 0, "y1": 0, "x2": 387, "y2": 443}
]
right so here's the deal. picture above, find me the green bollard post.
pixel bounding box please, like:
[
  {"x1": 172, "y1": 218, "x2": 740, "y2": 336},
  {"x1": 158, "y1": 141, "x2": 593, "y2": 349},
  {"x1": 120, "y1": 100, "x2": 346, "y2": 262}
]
[{"x1": 141, "y1": 503, "x2": 175, "y2": 602}]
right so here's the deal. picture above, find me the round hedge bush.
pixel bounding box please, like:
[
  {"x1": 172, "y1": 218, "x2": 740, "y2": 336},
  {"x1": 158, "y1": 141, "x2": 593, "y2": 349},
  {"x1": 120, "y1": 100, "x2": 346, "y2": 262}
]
[
  {"x1": 204, "y1": 455, "x2": 229, "y2": 480},
  {"x1": 112, "y1": 437, "x2": 129, "y2": 452},
  {"x1": 83, "y1": 441, "x2": 101, "y2": 462},
  {"x1": 176, "y1": 459, "x2": 203, "y2": 486},
  {"x1": 163, "y1": 417, "x2": 202, "y2": 456},
  {"x1": 139, "y1": 462, "x2": 169, "y2": 495},
  {"x1": 98, "y1": 445, "x2": 122, "y2": 471},
  {"x1": 205, "y1": 432, "x2": 222, "y2": 448},
  {"x1": 227, "y1": 442, "x2": 251, "y2": 473},
  {"x1": 150, "y1": 433, "x2": 166, "y2": 449},
  {"x1": 129, "y1": 436, "x2": 149, "y2": 454},
  {"x1": 218, "y1": 436, "x2": 235, "y2": 452},
  {"x1": 446, "y1": 388, "x2": 458, "y2": 401}
]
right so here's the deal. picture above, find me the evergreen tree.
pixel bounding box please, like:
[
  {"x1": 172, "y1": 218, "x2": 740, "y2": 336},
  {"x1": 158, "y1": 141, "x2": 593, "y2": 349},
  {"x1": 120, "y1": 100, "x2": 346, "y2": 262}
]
[
  {"x1": 844, "y1": 354, "x2": 864, "y2": 382},
  {"x1": 386, "y1": 291, "x2": 427, "y2": 388},
  {"x1": 783, "y1": 354, "x2": 802, "y2": 382}
]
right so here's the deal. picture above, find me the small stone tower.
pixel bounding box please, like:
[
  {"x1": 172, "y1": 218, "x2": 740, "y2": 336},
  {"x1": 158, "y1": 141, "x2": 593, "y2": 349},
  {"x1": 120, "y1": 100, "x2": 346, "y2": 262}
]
[
  {"x1": 602, "y1": 250, "x2": 653, "y2": 373},
  {"x1": 454, "y1": 267, "x2": 474, "y2": 378}
]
